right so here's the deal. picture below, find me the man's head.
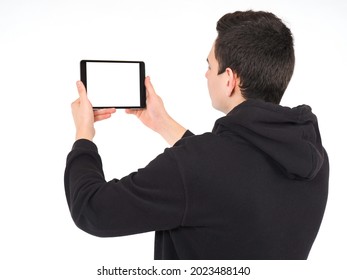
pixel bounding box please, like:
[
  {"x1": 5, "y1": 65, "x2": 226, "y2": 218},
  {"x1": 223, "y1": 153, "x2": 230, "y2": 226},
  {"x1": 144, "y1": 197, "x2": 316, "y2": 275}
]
[{"x1": 207, "y1": 10, "x2": 295, "y2": 111}]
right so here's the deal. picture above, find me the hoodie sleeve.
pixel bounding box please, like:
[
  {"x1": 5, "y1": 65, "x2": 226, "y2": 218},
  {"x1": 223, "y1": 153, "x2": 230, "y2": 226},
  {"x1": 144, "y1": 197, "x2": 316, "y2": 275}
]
[{"x1": 64, "y1": 139, "x2": 186, "y2": 237}]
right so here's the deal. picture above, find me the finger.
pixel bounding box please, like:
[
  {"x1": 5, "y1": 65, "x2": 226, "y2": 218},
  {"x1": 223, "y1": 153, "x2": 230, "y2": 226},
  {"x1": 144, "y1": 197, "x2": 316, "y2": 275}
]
[
  {"x1": 94, "y1": 113, "x2": 112, "y2": 122},
  {"x1": 125, "y1": 108, "x2": 134, "y2": 115},
  {"x1": 125, "y1": 108, "x2": 140, "y2": 114},
  {"x1": 76, "y1": 81, "x2": 87, "y2": 99},
  {"x1": 94, "y1": 108, "x2": 116, "y2": 116},
  {"x1": 145, "y1": 76, "x2": 156, "y2": 97},
  {"x1": 94, "y1": 108, "x2": 116, "y2": 122}
]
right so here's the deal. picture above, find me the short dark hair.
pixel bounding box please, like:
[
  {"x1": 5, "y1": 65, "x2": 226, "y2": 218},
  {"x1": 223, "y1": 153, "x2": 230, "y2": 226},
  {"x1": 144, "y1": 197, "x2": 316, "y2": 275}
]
[{"x1": 215, "y1": 10, "x2": 295, "y2": 104}]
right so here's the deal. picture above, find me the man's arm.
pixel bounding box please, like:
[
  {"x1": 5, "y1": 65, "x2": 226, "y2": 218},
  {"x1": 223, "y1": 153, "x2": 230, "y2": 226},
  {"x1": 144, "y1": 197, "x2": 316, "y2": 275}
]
[{"x1": 64, "y1": 139, "x2": 186, "y2": 237}]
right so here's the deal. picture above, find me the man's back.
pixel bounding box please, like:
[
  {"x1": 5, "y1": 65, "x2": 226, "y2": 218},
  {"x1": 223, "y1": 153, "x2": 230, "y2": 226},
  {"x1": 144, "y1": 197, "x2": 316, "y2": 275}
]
[{"x1": 154, "y1": 99, "x2": 329, "y2": 259}]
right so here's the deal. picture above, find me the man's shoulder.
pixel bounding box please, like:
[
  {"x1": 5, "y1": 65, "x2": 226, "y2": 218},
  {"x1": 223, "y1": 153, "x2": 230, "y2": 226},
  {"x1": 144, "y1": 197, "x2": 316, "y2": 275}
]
[
  {"x1": 167, "y1": 132, "x2": 230, "y2": 161},
  {"x1": 174, "y1": 132, "x2": 218, "y2": 147}
]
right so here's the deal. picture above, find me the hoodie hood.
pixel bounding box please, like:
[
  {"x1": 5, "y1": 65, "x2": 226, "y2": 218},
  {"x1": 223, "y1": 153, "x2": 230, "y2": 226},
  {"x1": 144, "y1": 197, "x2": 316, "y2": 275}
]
[{"x1": 212, "y1": 99, "x2": 325, "y2": 180}]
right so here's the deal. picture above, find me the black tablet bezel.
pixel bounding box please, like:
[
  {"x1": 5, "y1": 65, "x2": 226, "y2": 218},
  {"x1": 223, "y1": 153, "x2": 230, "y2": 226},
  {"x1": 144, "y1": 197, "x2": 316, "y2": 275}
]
[{"x1": 80, "y1": 60, "x2": 146, "y2": 109}]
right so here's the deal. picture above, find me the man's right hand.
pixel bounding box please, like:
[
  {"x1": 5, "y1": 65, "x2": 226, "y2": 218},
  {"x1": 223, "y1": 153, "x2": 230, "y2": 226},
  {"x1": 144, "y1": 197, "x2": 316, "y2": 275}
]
[{"x1": 126, "y1": 76, "x2": 187, "y2": 146}]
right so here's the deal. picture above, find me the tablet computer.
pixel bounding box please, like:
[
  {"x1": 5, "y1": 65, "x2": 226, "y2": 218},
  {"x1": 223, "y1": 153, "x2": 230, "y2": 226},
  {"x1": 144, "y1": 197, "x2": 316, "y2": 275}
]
[{"x1": 80, "y1": 60, "x2": 146, "y2": 109}]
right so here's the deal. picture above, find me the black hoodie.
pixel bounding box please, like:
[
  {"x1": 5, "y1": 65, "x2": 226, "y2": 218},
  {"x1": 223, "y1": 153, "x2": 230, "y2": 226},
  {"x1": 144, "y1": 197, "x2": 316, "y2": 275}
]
[{"x1": 64, "y1": 99, "x2": 329, "y2": 260}]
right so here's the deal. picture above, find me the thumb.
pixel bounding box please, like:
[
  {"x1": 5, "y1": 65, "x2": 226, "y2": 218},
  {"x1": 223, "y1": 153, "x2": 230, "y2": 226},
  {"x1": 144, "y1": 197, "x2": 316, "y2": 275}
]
[
  {"x1": 145, "y1": 76, "x2": 156, "y2": 97},
  {"x1": 76, "y1": 81, "x2": 87, "y2": 99}
]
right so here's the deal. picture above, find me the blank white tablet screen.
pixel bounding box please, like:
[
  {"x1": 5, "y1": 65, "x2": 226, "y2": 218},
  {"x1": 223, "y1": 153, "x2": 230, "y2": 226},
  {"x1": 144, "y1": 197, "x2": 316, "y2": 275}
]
[{"x1": 86, "y1": 62, "x2": 140, "y2": 107}]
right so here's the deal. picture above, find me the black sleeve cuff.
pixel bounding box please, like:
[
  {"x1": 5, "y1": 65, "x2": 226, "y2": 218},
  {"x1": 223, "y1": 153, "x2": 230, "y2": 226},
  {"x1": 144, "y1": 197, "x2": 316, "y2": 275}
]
[{"x1": 72, "y1": 139, "x2": 98, "y2": 153}]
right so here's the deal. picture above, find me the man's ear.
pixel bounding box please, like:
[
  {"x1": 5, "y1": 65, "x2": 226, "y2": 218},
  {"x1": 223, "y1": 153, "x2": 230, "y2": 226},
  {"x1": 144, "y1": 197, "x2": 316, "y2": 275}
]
[{"x1": 225, "y1": 68, "x2": 237, "y2": 97}]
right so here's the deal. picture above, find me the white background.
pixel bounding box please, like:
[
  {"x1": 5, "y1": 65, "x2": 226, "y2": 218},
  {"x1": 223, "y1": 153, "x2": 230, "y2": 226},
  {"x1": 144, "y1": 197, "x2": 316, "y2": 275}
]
[{"x1": 0, "y1": 0, "x2": 346, "y2": 279}]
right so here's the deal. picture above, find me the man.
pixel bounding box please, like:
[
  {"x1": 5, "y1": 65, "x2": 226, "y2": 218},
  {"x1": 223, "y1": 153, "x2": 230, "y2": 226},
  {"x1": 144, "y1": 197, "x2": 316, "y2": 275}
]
[{"x1": 65, "y1": 11, "x2": 329, "y2": 259}]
